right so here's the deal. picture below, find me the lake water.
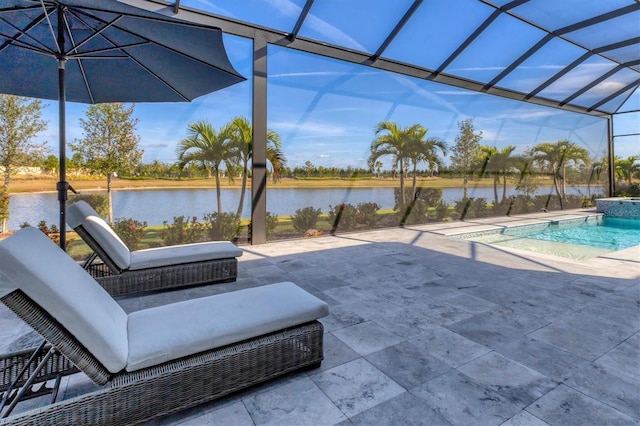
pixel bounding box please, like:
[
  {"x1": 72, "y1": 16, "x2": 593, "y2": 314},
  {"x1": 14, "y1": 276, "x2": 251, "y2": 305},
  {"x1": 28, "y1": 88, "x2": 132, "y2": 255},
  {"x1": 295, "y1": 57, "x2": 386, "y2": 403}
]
[{"x1": 7, "y1": 185, "x2": 603, "y2": 229}]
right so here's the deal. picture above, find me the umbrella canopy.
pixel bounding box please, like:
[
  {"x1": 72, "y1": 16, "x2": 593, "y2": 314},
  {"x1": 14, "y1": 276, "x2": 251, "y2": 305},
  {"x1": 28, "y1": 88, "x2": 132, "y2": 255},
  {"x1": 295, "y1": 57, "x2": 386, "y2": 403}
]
[{"x1": 0, "y1": 0, "x2": 245, "y2": 247}]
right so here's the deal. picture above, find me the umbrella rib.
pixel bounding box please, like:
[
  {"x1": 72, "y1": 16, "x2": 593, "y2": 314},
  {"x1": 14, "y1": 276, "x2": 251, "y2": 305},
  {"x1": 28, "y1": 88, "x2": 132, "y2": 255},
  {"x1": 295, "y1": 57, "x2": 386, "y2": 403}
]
[
  {"x1": 66, "y1": 42, "x2": 152, "y2": 58},
  {"x1": 73, "y1": 8, "x2": 243, "y2": 86},
  {"x1": 68, "y1": 10, "x2": 194, "y2": 101},
  {"x1": 117, "y1": 53, "x2": 191, "y2": 102},
  {"x1": 3, "y1": 2, "x2": 243, "y2": 104},
  {"x1": 62, "y1": 10, "x2": 157, "y2": 103},
  {"x1": 39, "y1": 0, "x2": 59, "y2": 55},
  {"x1": 0, "y1": 37, "x2": 55, "y2": 57},
  {"x1": 0, "y1": 9, "x2": 57, "y2": 56},
  {"x1": 59, "y1": 9, "x2": 94, "y2": 103},
  {"x1": 60, "y1": 11, "x2": 145, "y2": 102},
  {"x1": 62, "y1": 11, "x2": 124, "y2": 57}
]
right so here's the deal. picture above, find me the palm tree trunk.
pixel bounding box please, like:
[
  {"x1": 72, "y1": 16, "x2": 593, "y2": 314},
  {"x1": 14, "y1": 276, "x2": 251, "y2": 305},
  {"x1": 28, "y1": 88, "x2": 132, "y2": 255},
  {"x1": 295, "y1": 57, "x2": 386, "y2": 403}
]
[
  {"x1": 561, "y1": 164, "x2": 566, "y2": 200},
  {"x1": 107, "y1": 174, "x2": 113, "y2": 225},
  {"x1": 553, "y1": 175, "x2": 563, "y2": 209},
  {"x1": 1, "y1": 179, "x2": 8, "y2": 233},
  {"x1": 411, "y1": 163, "x2": 418, "y2": 200},
  {"x1": 213, "y1": 165, "x2": 222, "y2": 214},
  {"x1": 502, "y1": 171, "x2": 508, "y2": 202},
  {"x1": 493, "y1": 175, "x2": 499, "y2": 206},
  {"x1": 399, "y1": 159, "x2": 406, "y2": 208},
  {"x1": 235, "y1": 159, "x2": 248, "y2": 219},
  {"x1": 463, "y1": 174, "x2": 468, "y2": 199}
]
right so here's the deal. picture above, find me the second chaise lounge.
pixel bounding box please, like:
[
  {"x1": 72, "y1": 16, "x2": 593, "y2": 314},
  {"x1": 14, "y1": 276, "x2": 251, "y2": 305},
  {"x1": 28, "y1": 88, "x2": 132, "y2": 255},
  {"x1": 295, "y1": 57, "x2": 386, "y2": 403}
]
[{"x1": 66, "y1": 200, "x2": 243, "y2": 296}]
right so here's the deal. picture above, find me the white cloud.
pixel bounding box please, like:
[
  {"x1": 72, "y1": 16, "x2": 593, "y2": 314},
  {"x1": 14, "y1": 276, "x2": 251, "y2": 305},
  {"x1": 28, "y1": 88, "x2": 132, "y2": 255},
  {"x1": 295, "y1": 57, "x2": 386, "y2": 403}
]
[
  {"x1": 270, "y1": 70, "x2": 379, "y2": 79},
  {"x1": 272, "y1": 120, "x2": 347, "y2": 136},
  {"x1": 447, "y1": 66, "x2": 505, "y2": 72},
  {"x1": 304, "y1": 14, "x2": 365, "y2": 51},
  {"x1": 186, "y1": 0, "x2": 231, "y2": 16},
  {"x1": 494, "y1": 109, "x2": 558, "y2": 121},
  {"x1": 391, "y1": 74, "x2": 463, "y2": 115},
  {"x1": 271, "y1": 71, "x2": 355, "y2": 78},
  {"x1": 519, "y1": 64, "x2": 565, "y2": 70},
  {"x1": 540, "y1": 62, "x2": 617, "y2": 97},
  {"x1": 434, "y1": 90, "x2": 483, "y2": 96}
]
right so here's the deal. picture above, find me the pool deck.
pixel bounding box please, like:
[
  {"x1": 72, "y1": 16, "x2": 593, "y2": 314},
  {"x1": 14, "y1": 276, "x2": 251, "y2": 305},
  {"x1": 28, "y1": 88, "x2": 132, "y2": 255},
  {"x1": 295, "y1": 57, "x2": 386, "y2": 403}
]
[{"x1": 2, "y1": 208, "x2": 639, "y2": 425}]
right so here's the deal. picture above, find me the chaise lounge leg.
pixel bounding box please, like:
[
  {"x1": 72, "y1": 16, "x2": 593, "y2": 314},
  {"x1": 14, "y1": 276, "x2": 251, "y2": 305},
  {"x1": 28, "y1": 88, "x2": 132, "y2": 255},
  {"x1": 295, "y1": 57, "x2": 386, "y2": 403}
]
[
  {"x1": 1, "y1": 345, "x2": 59, "y2": 418},
  {"x1": 303, "y1": 361, "x2": 322, "y2": 371}
]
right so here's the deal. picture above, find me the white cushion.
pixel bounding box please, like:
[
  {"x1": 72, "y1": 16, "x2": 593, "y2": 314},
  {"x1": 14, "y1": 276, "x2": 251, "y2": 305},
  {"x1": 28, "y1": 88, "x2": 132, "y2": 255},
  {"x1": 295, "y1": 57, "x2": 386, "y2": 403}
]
[
  {"x1": 0, "y1": 266, "x2": 18, "y2": 298},
  {"x1": 0, "y1": 227, "x2": 129, "y2": 373},
  {"x1": 66, "y1": 201, "x2": 131, "y2": 270},
  {"x1": 126, "y1": 282, "x2": 329, "y2": 371},
  {"x1": 129, "y1": 241, "x2": 243, "y2": 270}
]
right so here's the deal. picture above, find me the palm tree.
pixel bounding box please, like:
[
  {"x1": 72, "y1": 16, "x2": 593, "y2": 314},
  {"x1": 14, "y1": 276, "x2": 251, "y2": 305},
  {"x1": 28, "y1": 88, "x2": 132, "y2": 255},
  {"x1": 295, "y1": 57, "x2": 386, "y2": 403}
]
[
  {"x1": 615, "y1": 155, "x2": 640, "y2": 183},
  {"x1": 406, "y1": 131, "x2": 447, "y2": 199},
  {"x1": 481, "y1": 145, "x2": 516, "y2": 205},
  {"x1": 176, "y1": 120, "x2": 235, "y2": 214},
  {"x1": 368, "y1": 121, "x2": 416, "y2": 209},
  {"x1": 480, "y1": 146, "x2": 498, "y2": 204},
  {"x1": 530, "y1": 139, "x2": 590, "y2": 208},
  {"x1": 587, "y1": 155, "x2": 607, "y2": 197},
  {"x1": 375, "y1": 161, "x2": 383, "y2": 178},
  {"x1": 225, "y1": 116, "x2": 286, "y2": 219}
]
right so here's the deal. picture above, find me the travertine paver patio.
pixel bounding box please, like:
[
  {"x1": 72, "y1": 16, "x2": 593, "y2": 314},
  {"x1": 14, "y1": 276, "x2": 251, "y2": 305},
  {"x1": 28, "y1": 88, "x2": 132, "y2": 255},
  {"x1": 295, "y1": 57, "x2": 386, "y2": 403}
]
[{"x1": 1, "y1": 209, "x2": 638, "y2": 425}]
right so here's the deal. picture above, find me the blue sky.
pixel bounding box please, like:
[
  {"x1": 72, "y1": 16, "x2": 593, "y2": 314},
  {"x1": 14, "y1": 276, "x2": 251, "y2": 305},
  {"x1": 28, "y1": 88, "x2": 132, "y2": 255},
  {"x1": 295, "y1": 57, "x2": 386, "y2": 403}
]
[{"x1": 35, "y1": 1, "x2": 639, "y2": 171}]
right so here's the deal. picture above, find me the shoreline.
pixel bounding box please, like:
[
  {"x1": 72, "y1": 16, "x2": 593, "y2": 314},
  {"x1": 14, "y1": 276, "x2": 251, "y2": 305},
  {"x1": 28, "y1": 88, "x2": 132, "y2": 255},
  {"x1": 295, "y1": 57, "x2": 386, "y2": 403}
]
[{"x1": 7, "y1": 176, "x2": 508, "y2": 194}]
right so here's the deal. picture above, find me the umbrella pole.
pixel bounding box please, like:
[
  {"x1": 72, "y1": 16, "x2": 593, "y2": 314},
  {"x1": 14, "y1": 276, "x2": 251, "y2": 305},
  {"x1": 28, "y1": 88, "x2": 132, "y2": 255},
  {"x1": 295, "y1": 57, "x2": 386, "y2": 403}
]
[
  {"x1": 57, "y1": 59, "x2": 67, "y2": 250},
  {"x1": 55, "y1": 5, "x2": 67, "y2": 250}
]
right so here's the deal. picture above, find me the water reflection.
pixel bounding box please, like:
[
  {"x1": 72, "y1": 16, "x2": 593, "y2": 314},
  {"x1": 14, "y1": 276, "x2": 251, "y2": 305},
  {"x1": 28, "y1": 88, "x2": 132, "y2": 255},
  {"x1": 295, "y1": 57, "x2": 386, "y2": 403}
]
[{"x1": 8, "y1": 185, "x2": 602, "y2": 230}]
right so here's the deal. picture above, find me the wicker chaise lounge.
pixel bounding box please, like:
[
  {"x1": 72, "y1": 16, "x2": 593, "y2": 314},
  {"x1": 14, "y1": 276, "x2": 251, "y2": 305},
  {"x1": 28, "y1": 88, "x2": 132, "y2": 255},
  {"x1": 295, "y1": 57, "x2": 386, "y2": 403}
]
[
  {"x1": 66, "y1": 201, "x2": 243, "y2": 296},
  {"x1": 0, "y1": 227, "x2": 328, "y2": 425}
]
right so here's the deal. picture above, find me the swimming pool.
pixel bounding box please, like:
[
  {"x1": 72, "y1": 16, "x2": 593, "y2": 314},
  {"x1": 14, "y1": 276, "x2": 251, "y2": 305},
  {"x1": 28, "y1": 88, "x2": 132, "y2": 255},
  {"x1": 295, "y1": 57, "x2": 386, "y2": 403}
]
[{"x1": 461, "y1": 216, "x2": 640, "y2": 260}]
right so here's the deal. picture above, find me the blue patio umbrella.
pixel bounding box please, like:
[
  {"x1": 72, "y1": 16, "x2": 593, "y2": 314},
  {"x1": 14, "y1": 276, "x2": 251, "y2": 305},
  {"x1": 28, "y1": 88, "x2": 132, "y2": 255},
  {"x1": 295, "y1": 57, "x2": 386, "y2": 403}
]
[{"x1": 0, "y1": 0, "x2": 245, "y2": 248}]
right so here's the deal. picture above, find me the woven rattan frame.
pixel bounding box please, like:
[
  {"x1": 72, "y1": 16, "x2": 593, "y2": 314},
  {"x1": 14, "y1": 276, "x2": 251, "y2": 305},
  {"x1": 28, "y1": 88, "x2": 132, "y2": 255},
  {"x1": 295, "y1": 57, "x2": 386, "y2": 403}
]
[
  {"x1": 75, "y1": 225, "x2": 238, "y2": 297},
  {"x1": 0, "y1": 290, "x2": 324, "y2": 425},
  {"x1": 92, "y1": 257, "x2": 237, "y2": 297},
  {"x1": 0, "y1": 347, "x2": 77, "y2": 392},
  {"x1": 1, "y1": 291, "x2": 111, "y2": 384}
]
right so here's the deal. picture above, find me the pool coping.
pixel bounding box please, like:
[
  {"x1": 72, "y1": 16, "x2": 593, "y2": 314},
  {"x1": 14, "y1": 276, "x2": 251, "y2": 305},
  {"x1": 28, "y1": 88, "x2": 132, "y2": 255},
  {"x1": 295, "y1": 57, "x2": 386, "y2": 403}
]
[
  {"x1": 427, "y1": 210, "x2": 602, "y2": 238},
  {"x1": 419, "y1": 209, "x2": 639, "y2": 262},
  {"x1": 452, "y1": 214, "x2": 602, "y2": 240}
]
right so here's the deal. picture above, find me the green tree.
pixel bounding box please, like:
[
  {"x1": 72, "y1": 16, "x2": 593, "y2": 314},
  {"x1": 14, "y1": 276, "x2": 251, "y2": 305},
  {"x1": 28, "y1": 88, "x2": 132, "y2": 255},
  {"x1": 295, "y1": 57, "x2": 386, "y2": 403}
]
[
  {"x1": 176, "y1": 120, "x2": 235, "y2": 214},
  {"x1": 0, "y1": 95, "x2": 48, "y2": 231},
  {"x1": 529, "y1": 139, "x2": 590, "y2": 208},
  {"x1": 225, "y1": 116, "x2": 286, "y2": 219},
  {"x1": 70, "y1": 103, "x2": 143, "y2": 224},
  {"x1": 304, "y1": 160, "x2": 315, "y2": 177},
  {"x1": 368, "y1": 121, "x2": 423, "y2": 209},
  {"x1": 68, "y1": 152, "x2": 85, "y2": 176},
  {"x1": 42, "y1": 154, "x2": 58, "y2": 174},
  {"x1": 450, "y1": 118, "x2": 482, "y2": 199}
]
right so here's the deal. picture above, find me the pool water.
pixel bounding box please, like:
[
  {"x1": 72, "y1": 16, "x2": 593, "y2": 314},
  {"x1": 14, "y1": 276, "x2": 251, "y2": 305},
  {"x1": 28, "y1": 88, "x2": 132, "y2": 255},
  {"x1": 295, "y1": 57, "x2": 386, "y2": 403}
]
[{"x1": 463, "y1": 217, "x2": 640, "y2": 260}]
